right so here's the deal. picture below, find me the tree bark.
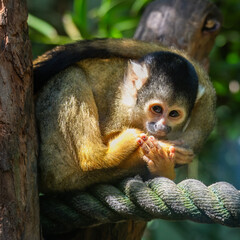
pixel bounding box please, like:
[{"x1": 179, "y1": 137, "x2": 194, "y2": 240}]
[
  {"x1": 134, "y1": 0, "x2": 222, "y2": 69},
  {"x1": 0, "y1": 0, "x2": 40, "y2": 239}
]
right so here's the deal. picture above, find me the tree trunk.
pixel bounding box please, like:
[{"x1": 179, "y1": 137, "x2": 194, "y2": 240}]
[
  {"x1": 0, "y1": 1, "x2": 40, "y2": 240},
  {"x1": 134, "y1": 0, "x2": 222, "y2": 69},
  {"x1": 45, "y1": 0, "x2": 221, "y2": 240}
]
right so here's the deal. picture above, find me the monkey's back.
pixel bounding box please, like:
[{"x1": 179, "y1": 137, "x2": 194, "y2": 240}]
[{"x1": 36, "y1": 58, "x2": 140, "y2": 192}]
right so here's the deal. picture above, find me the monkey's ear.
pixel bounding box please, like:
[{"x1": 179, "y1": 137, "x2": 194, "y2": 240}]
[
  {"x1": 125, "y1": 60, "x2": 149, "y2": 90},
  {"x1": 196, "y1": 84, "x2": 205, "y2": 102}
]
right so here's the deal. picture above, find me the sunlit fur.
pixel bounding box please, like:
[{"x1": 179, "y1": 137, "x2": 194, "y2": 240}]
[{"x1": 35, "y1": 39, "x2": 216, "y2": 192}]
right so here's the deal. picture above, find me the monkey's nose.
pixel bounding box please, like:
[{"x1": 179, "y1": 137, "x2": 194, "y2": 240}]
[
  {"x1": 155, "y1": 122, "x2": 171, "y2": 134},
  {"x1": 159, "y1": 118, "x2": 166, "y2": 125}
]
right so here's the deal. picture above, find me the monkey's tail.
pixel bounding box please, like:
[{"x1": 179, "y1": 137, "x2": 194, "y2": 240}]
[{"x1": 33, "y1": 38, "x2": 167, "y2": 94}]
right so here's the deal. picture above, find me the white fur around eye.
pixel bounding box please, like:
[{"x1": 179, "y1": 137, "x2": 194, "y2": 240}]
[
  {"x1": 182, "y1": 117, "x2": 191, "y2": 132},
  {"x1": 196, "y1": 84, "x2": 205, "y2": 101}
]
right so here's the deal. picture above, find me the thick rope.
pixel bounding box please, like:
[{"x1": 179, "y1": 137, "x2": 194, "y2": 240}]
[{"x1": 40, "y1": 177, "x2": 240, "y2": 235}]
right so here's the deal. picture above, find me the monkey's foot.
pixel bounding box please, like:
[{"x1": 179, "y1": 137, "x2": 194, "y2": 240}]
[{"x1": 137, "y1": 134, "x2": 175, "y2": 180}]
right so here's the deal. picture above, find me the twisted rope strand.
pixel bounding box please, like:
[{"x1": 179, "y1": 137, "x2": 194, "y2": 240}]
[{"x1": 40, "y1": 177, "x2": 240, "y2": 235}]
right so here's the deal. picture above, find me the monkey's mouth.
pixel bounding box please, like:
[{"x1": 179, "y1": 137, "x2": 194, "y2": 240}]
[
  {"x1": 146, "y1": 122, "x2": 169, "y2": 138},
  {"x1": 149, "y1": 131, "x2": 167, "y2": 139}
]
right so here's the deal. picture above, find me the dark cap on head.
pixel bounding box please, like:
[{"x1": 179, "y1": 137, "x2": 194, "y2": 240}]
[{"x1": 137, "y1": 51, "x2": 199, "y2": 114}]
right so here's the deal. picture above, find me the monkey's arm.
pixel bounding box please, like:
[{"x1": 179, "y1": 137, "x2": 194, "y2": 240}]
[{"x1": 37, "y1": 67, "x2": 145, "y2": 192}]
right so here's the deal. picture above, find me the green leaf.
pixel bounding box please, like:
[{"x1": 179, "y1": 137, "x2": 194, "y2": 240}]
[
  {"x1": 63, "y1": 13, "x2": 82, "y2": 40},
  {"x1": 131, "y1": 0, "x2": 149, "y2": 13},
  {"x1": 215, "y1": 35, "x2": 227, "y2": 47},
  {"x1": 109, "y1": 28, "x2": 123, "y2": 38},
  {"x1": 213, "y1": 81, "x2": 228, "y2": 96},
  {"x1": 28, "y1": 14, "x2": 58, "y2": 38},
  {"x1": 73, "y1": 0, "x2": 87, "y2": 27},
  {"x1": 72, "y1": 0, "x2": 88, "y2": 37},
  {"x1": 226, "y1": 52, "x2": 240, "y2": 64},
  {"x1": 113, "y1": 19, "x2": 139, "y2": 31}
]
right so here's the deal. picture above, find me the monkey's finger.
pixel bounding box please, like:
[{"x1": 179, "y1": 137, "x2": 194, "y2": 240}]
[
  {"x1": 140, "y1": 134, "x2": 157, "y2": 150},
  {"x1": 169, "y1": 139, "x2": 185, "y2": 146},
  {"x1": 156, "y1": 141, "x2": 163, "y2": 150},
  {"x1": 145, "y1": 139, "x2": 155, "y2": 149},
  {"x1": 139, "y1": 133, "x2": 148, "y2": 141},
  {"x1": 148, "y1": 136, "x2": 159, "y2": 148},
  {"x1": 136, "y1": 138, "x2": 144, "y2": 146},
  {"x1": 143, "y1": 155, "x2": 151, "y2": 163},
  {"x1": 148, "y1": 136, "x2": 156, "y2": 142},
  {"x1": 169, "y1": 146, "x2": 175, "y2": 160},
  {"x1": 137, "y1": 138, "x2": 151, "y2": 154},
  {"x1": 143, "y1": 143, "x2": 162, "y2": 160},
  {"x1": 173, "y1": 146, "x2": 194, "y2": 156},
  {"x1": 162, "y1": 149, "x2": 170, "y2": 160},
  {"x1": 154, "y1": 142, "x2": 165, "y2": 158},
  {"x1": 173, "y1": 152, "x2": 194, "y2": 164},
  {"x1": 137, "y1": 138, "x2": 150, "y2": 154},
  {"x1": 139, "y1": 135, "x2": 155, "y2": 150},
  {"x1": 169, "y1": 146, "x2": 175, "y2": 154},
  {"x1": 143, "y1": 156, "x2": 156, "y2": 170},
  {"x1": 171, "y1": 145, "x2": 194, "y2": 155},
  {"x1": 155, "y1": 142, "x2": 169, "y2": 159}
]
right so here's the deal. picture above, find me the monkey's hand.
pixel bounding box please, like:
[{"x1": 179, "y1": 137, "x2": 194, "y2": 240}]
[
  {"x1": 158, "y1": 140, "x2": 194, "y2": 166},
  {"x1": 137, "y1": 134, "x2": 175, "y2": 180}
]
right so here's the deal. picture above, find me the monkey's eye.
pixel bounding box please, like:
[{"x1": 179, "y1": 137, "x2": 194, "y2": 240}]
[
  {"x1": 151, "y1": 105, "x2": 163, "y2": 114},
  {"x1": 169, "y1": 110, "x2": 180, "y2": 118}
]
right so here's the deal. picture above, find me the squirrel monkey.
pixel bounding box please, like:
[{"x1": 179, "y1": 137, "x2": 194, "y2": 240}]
[{"x1": 34, "y1": 39, "x2": 216, "y2": 192}]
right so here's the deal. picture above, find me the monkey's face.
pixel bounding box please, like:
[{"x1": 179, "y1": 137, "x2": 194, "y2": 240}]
[{"x1": 144, "y1": 100, "x2": 187, "y2": 138}]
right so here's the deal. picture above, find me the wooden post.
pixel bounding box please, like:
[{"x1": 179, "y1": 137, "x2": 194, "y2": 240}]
[
  {"x1": 43, "y1": 0, "x2": 221, "y2": 239},
  {"x1": 0, "y1": 0, "x2": 41, "y2": 239}
]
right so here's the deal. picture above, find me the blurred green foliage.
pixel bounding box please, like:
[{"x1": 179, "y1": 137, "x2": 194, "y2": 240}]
[
  {"x1": 28, "y1": 0, "x2": 152, "y2": 56},
  {"x1": 28, "y1": 0, "x2": 150, "y2": 42},
  {"x1": 27, "y1": 0, "x2": 240, "y2": 239}
]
